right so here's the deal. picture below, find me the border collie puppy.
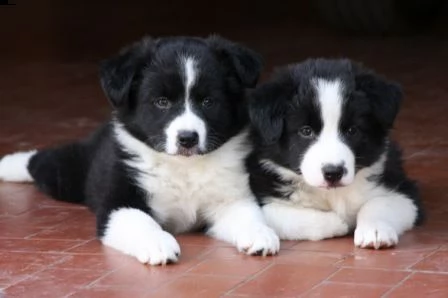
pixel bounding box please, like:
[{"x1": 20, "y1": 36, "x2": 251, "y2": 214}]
[
  {"x1": 0, "y1": 36, "x2": 279, "y2": 265},
  {"x1": 248, "y1": 59, "x2": 423, "y2": 249}
]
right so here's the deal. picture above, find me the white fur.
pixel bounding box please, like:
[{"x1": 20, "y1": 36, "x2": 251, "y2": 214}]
[
  {"x1": 354, "y1": 193, "x2": 417, "y2": 249},
  {"x1": 300, "y1": 79, "x2": 355, "y2": 187},
  {"x1": 101, "y1": 208, "x2": 180, "y2": 265},
  {"x1": 184, "y1": 57, "x2": 196, "y2": 100},
  {"x1": 0, "y1": 150, "x2": 36, "y2": 182},
  {"x1": 262, "y1": 202, "x2": 349, "y2": 241},
  {"x1": 165, "y1": 57, "x2": 207, "y2": 154},
  {"x1": 207, "y1": 200, "x2": 279, "y2": 255},
  {"x1": 113, "y1": 122, "x2": 279, "y2": 255},
  {"x1": 263, "y1": 153, "x2": 417, "y2": 248}
]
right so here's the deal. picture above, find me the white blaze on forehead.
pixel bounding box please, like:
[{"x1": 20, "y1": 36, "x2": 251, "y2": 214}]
[
  {"x1": 183, "y1": 57, "x2": 197, "y2": 100},
  {"x1": 300, "y1": 78, "x2": 355, "y2": 187},
  {"x1": 164, "y1": 56, "x2": 207, "y2": 155},
  {"x1": 315, "y1": 78, "x2": 343, "y2": 133}
]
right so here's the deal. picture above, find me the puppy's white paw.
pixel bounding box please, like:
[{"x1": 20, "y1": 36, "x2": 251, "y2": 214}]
[
  {"x1": 133, "y1": 229, "x2": 181, "y2": 265},
  {"x1": 101, "y1": 208, "x2": 181, "y2": 265},
  {"x1": 354, "y1": 222, "x2": 398, "y2": 249},
  {"x1": 235, "y1": 224, "x2": 280, "y2": 256},
  {"x1": 104, "y1": 228, "x2": 181, "y2": 265}
]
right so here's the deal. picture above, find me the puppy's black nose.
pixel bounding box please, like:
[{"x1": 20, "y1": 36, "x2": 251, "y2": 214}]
[
  {"x1": 322, "y1": 165, "x2": 344, "y2": 184},
  {"x1": 177, "y1": 131, "x2": 199, "y2": 148}
]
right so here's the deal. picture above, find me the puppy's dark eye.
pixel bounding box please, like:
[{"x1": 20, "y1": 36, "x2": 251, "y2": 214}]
[
  {"x1": 345, "y1": 126, "x2": 358, "y2": 137},
  {"x1": 299, "y1": 126, "x2": 315, "y2": 138},
  {"x1": 154, "y1": 97, "x2": 171, "y2": 109},
  {"x1": 202, "y1": 97, "x2": 214, "y2": 109}
]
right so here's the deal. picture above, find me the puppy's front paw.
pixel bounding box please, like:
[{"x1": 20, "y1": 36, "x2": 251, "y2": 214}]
[
  {"x1": 103, "y1": 228, "x2": 181, "y2": 266},
  {"x1": 101, "y1": 208, "x2": 181, "y2": 265},
  {"x1": 134, "y1": 229, "x2": 181, "y2": 265},
  {"x1": 235, "y1": 224, "x2": 280, "y2": 256},
  {"x1": 354, "y1": 222, "x2": 398, "y2": 249}
]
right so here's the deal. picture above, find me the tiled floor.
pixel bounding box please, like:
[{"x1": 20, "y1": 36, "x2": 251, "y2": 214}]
[{"x1": 1, "y1": 24, "x2": 448, "y2": 297}]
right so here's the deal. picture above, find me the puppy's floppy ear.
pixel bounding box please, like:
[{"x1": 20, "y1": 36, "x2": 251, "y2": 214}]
[
  {"x1": 207, "y1": 35, "x2": 263, "y2": 88},
  {"x1": 99, "y1": 36, "x2": 155, "y2": 108},
  {"x1": 249, "y1": 80, "x2": 292, "y2": 146},
  {"x1": 355, "y1": 64, "x2": 403, "y2": 130}
]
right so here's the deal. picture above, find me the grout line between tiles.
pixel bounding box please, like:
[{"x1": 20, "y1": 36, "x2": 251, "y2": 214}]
[
  {"x1": 1, "y1": 253, "x2": 74, "y2": 293},
  {"x1": 83, "y1": 268, "x2": 121, "y2": 288},
  {"x1": 408, "y1": 269, "x2": 448, "y2": 275},
  {"x1": 404, "y1": 247, "x2": 440, "y2": 270},
  {"x1": 223, "y1": 262, "x2": 276, "y2": 296},
  {"x1": 380, "y1": 271, "x2": 416, "y2": 298},
  {"x1": 297, "y1": 267, "x2": 342, "y2": 298}
]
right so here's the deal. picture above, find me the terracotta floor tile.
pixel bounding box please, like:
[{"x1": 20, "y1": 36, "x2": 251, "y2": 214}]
[
  {"x1": 387, "y1": 273, "x2": 448, "y2": 298},
  {"x1": 394, "y1": 232, "x2": 446, "y2": 252},
  {"x1": 37, "y1": 199, "x2": 86, "y2": 209},
  {"x1": 69, "y1": 288, "x2": 150, "y2": 298},
  {"x1": 65, "y1": 240, "x2": 105, "y2": 254},
  {"x1": 179, "y1": 244, "x2": 215, "y2": 261},
  {"x1": 92, "y1": 261, "x2": 206, "y2": 292},
  {"x1": 93, "y1": 251, "x2": 208, "y2": 289},
  {"x1": 4, "y1": 268, "x2": 106, "y2": 298},
  {"x1": 0, "y1": 252, "x2": 67, "y2": 286},
  {"x1": 52, "y1": 253, "x2": 131, "y2": 271},
  {"x1": 0, "y1": 189, "x2": 39, "y2": 216},
  {"x1": 303, "y1": 282, "x2": 391, "y2": 298},
  {"x1": 0, "y1": 208, "x2": 88, "y2": 228},
  {"x1": 291, "y1": 237, "x2": 357, "y2": 254},
  {"x1": 0, "y1": 183, "x2": 33, "y2": 197},
  {"x1": 203, "y1": 247, "x2": 262, "y2": 262},
  {"x1": 328, "y1": 268, "x2": 410, "y2": 285},
  {"x1": 201, "y1": 247, "x2": 246, "y2": 259},
  {"x1": 0, "y1": 224, "x2": 44, "y2": 239},
  {"x1": 1, "y1": 185, "x2": 84, "y2": 213},
  {"x1": 65, "y1": 239, "x2": 134, "y2": 256},
  {"x1": 28, "y1": 224, "x2": 96, "y2": 241},
  {"x1": 176, "y1": 233, "x2": 231, "y2": 247},
  {"x1": 188, "y1": 258, "x2": 271, "y2": 277},
  {"x1": 150, "y1": 275, "x2": 244, "y2": 298},
  {"x1": 411, "y1": 251, "x2": 448, "y2": 273},
  {"x1": 232, "y1": 264, "x2": 337, "y2": 297},
  {"x1": 280, "y1": 240, "x2": 301, "y2": 250},
  {"x1": 273, "y1": 250, "x2": 346, "y2": 266},
  {"x1": 337, "y1": 249, "x2": 430, "y2": 270},
  {"x1": 0, "y1": 239, "x2": 83, "y2": 253},
  {"x1": 67, "y1": 241, "x2": 210, "y2": 261},
  {"x1": 201, "y1": 246, "x2": 279, "y2": 263}
]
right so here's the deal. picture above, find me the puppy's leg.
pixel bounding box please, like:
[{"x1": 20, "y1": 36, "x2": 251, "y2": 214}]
[
  {"x1": 354, "y1": 192, "x2": 418, "y2": 249},
  {"x1": 207, "y1": 200, "x2": 280, "y2": 256},
  {"x1": 99, "y1": 207, "x2": 180, "y2": 265},
  {"x1": 262, "y1": 201, "x2": 350, "y2": 241}
]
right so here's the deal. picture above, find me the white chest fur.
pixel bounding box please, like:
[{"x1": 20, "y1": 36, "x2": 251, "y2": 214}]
[
  {"x1": 114, "y1": 123, "x2": 253, "y2": 234},
  {"x1": 262, "y1": 155, "x2": 387, "y2": 228}
]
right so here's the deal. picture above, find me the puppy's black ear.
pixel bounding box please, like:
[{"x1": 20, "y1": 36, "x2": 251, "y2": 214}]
[
  {"x1": 207, "y1": 35, "x2": 263, "y2": 88},
  {"x1": 355, "y1": 65, "x2": 402, "y2": 130},
  {"x1": 99, "y1": 37, "x2": 155, "y2": 108},
  {"x1": 249, "y1": 81, "x2": 292, "y2": 146}
]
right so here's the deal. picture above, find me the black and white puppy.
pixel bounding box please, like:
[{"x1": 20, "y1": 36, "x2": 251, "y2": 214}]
[
  {"x1": 248, "y1": 59, "x2": 423, "y2": 249},
  {"x1": 0, "y1": 36, "x2": 279, "y2": 265}
]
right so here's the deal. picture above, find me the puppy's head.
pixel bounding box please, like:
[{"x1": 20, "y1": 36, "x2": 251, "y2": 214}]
[
  {"x1": 250, "y1": 59, "x2": 402, "y2": 188},
  {"x1": 100, "y1": 35, "x2": 262, "y2": 156}
]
